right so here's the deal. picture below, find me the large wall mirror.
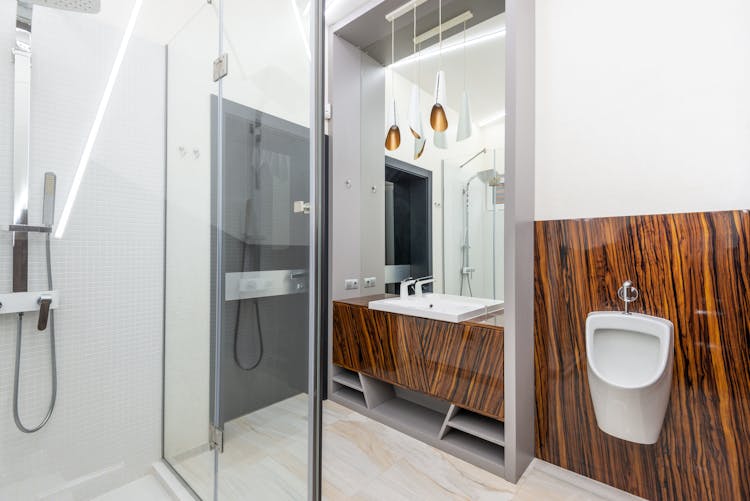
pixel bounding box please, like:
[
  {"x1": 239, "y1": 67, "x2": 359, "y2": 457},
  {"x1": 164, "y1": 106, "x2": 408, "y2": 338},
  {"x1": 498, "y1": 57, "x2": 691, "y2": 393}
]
[{"x1": 348, "y1": 0, "x2": 506, "y2": 302}]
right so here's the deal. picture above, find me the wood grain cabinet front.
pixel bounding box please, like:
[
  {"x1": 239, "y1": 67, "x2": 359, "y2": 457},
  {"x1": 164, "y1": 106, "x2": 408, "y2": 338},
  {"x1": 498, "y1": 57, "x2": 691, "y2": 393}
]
[
  {"x1": 417, "y1": 318, "x2": 505, "y2": 420},
  {"x1": 332, "y1": 301, "x2": 504, "y2": 420}
]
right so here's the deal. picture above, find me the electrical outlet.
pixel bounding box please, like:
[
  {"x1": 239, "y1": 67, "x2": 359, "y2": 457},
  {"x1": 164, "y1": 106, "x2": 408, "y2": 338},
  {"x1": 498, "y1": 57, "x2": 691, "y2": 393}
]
[
  {"x1": 364, "y1": 277, "x2": 376, "y2": 288},
  {"x1": 344, "y1": 279, "x2": 359, "y2": 290}
]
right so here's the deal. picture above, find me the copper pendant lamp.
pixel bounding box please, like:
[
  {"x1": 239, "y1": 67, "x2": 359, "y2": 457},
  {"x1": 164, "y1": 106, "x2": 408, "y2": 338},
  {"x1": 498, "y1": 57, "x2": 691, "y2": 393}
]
[
  {"x1": 430, "y1": 0, "x2": 448, "y2": 132},
  {"x1": 385, "y1": 19, "x2": 401, "y2": 151}
]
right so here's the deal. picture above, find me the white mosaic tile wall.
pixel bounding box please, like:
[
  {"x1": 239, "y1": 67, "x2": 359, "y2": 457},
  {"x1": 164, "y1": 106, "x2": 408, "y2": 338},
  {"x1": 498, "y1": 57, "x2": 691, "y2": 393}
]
[{"x1": 0, "y1": 5, "x2": 164, "y2": 499}]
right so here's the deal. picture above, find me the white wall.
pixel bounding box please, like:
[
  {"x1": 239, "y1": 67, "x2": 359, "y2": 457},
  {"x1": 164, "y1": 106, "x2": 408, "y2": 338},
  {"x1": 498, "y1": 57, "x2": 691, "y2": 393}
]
[
  {"x1": 0, "y1": 5, "x2": 164, "y2": 499},
  {"x1": 536, "y1": 0, "x2": 750, "y2": 220}
]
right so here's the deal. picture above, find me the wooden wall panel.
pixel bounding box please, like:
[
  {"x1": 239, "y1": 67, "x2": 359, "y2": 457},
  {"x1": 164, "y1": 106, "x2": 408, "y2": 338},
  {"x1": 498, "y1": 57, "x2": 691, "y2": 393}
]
[{"x1": 534, "y1": 210, "x2": 750, "y2": 500}]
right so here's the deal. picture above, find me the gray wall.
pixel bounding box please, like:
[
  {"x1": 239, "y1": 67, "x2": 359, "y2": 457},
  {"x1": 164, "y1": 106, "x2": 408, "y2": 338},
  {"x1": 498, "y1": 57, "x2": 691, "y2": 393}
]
[{"x1": 329, "y1": 35, "x2": 385, "y2": 302}]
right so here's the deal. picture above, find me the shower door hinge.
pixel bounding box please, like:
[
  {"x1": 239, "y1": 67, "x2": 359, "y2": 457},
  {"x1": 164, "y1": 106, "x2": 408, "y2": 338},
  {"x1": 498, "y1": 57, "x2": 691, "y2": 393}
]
[
  {"x1": 213, "y1": 53, "x2": 228, "y2": 82},
  {"x1": 293, "y1": 201, "x2": 311, "y2": 215},
  {"x1": 209, "y1": 424, "x2": 224, "y2": 453}
]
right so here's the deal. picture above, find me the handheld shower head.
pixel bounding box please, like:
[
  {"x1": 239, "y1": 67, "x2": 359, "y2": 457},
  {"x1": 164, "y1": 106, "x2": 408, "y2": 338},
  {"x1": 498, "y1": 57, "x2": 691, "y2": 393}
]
[{"x1": 43, "y1": 172, "x2": 56, "y2": 227}]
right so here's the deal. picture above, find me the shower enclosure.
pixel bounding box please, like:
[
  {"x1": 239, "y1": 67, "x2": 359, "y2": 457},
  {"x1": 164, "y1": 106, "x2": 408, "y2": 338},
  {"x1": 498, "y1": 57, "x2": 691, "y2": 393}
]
[
  {"x1": 442, "y1": 149, "x2": 504, "y2": 300},
  {"x1": 0, "y1": 1, "x2": 324, "y2": 500}
]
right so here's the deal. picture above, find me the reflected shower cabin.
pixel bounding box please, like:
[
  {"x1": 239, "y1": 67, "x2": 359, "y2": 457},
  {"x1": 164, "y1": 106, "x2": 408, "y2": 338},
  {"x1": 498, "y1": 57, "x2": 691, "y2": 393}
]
[{"x1": 211, "y1": 98, "x2": 311, "y2": 425}]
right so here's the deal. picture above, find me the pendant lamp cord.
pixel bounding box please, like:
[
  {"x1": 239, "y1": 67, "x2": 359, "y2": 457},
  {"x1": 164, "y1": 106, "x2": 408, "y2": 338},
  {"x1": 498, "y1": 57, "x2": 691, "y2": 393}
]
[
  {"x1": 437, "y1": 0, "x2": 442, "y2": 104},
  {"x1": 391, "y1": 19, "x2": 396, "y2": 123},
  {"x1": 463, "y1": 20, "x2": 467, "y2": 91},
  {"x1": 438, "y1": 0, "x2": 442, "y2": 68}
]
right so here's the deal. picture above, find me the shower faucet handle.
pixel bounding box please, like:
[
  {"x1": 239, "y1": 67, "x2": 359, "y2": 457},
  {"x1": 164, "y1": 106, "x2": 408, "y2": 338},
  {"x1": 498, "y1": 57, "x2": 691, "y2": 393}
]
[{"x1": 37, "y1": 294, "x2": 52, "y2": 331}]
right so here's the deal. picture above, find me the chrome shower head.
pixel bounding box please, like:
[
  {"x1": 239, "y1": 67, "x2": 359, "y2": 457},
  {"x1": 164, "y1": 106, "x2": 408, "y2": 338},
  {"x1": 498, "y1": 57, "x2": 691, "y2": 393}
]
[
  {"x1": 465, "y1": 169, "x2": 503, "y2": 193},
  {"x1": 17, "y1": 0, "x2": 100, "y2": 32},
  {"x1": 24, "y1": 0, "x2": 101, "y2": 14},
  {"x1": 475, "y1": 169, "x2": 496, "y2": 185}
]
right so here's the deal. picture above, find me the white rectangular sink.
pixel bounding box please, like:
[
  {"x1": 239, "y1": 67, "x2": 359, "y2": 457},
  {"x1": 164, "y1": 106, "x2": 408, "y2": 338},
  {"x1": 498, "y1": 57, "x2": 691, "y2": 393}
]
[{"x1": 368, "y1": 294, "x2": 503, "y2": 323}]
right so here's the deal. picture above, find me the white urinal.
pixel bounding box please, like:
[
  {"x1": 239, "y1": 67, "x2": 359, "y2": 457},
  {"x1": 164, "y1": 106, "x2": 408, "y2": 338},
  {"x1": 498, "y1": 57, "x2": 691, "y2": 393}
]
[{"x1": 585, "y1": 311, "x2": 674, "y2": 444}]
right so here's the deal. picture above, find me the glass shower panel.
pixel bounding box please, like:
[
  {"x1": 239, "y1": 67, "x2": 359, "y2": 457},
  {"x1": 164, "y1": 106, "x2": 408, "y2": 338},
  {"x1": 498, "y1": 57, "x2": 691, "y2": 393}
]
[
  {"x1": 163, "y1": 2, "x2": 219, "y2": 500},
  {"x1": 214, "y1": 0, "x2": 314, "y2": 499},
  {"x1": 1, "y1": 1, "x2": 167, "y2": 499},
  {"x1": 442, "y1": 149, "x2": 503, "y2": 300}
]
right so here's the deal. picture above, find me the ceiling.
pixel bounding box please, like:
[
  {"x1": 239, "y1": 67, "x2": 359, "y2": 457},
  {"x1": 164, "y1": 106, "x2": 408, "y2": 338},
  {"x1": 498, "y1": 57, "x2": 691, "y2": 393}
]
[{"x1": 333, "y1": 0, "x2": 504, "y2": 66}]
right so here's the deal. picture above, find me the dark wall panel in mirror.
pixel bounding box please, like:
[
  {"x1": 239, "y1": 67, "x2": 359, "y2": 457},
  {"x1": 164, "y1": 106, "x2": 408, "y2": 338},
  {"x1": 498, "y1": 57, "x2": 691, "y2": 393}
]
[
  {"x1": 534, "y1": 210, "x2": 750, "y2": 500},
  {"x1": 210, "y1": 98, "x2": 319, "y2": 426}
]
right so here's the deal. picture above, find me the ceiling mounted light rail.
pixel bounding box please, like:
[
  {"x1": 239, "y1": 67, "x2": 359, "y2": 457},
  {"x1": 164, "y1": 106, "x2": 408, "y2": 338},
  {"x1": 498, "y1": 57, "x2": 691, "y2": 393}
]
[
  {"x1": 414, "y1": 10, "x2": 473, "y2": 46},
  {"x1": 384, "y1": 0, "x2": 429, "y2": 23}
]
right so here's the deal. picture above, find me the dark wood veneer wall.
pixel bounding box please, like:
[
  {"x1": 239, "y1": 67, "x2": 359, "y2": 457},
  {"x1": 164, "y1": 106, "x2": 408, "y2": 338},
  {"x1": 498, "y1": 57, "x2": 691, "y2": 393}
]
[{"x1": 534, "y1": 210, "x2": 750, "y2": 500}]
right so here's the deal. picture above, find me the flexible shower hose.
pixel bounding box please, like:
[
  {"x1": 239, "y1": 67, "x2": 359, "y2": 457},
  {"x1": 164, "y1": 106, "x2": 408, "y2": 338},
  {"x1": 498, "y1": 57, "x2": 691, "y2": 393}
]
[
  {"x1": 13, "y1": 233, "x2": 57, "y2": 433},
  {"x1": 233, "y1": 233, "x2": 263, "y2": 371}
]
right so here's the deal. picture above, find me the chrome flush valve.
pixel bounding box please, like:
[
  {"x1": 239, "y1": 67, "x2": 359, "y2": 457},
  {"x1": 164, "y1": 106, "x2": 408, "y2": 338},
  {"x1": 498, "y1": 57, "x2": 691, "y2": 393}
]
[{"x1": 617, "y1": 280, "x2": 639, "y2": 314}]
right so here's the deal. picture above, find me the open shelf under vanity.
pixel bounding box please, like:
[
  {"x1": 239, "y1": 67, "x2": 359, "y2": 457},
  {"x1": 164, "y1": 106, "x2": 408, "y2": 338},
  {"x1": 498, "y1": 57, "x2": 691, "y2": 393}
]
[{"x1": 330, "y1": 365, "x2": 505, "y2": 475}]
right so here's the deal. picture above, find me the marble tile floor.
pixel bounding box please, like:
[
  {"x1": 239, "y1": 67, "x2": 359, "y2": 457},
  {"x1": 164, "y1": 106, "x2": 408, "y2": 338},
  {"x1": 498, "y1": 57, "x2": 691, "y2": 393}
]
[
  {"x1": 92, "y1": 475, "x2": 173, "y2": 501},
  {"x1": 164, "y1": 394, "x2": 645, "y2": 501}
]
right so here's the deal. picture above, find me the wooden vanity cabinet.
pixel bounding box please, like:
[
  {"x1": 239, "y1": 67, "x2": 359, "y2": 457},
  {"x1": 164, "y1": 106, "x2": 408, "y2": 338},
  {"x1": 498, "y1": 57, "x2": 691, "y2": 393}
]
[{"x1": 332, "y1": 301, "x2": 504, "y2": 420}]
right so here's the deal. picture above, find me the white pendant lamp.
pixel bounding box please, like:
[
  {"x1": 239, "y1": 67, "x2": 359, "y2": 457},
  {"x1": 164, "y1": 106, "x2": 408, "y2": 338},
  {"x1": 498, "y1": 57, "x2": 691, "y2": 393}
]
[
  {"x1": 429, "y1": 0, "x2": 448, "y2": 132},
  {"x1": 434, "y1": 130, "x2": 447, "y2": 149},
  {"x1": 385, "y1": 19, "x2": 401, "y2": 151},
  {"x1": 414, "y1": 136, "x2": 427, "y2": 157},
  {"x1": 456, "y1": 21, "x2": 472, "y2": 141},
  {"x1": 408, "y1": 5, "x2": 423, "y2": 142},
  {"x1": 409, "y1": 85, "x2": 423, "y2": 140}
]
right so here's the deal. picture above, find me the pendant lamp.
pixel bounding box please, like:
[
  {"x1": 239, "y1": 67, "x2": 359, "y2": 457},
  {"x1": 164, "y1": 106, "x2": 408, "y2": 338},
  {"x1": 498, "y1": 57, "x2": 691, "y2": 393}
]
[
  {"x1": 385, "y1": 19, "x2": 401, "y2": 151},
  {"x1": 434, "y1": 130, "x2": 447, "y2": 149},
  {"x1": 430, "y1": 0, "x2": 448, "y2": 132}
]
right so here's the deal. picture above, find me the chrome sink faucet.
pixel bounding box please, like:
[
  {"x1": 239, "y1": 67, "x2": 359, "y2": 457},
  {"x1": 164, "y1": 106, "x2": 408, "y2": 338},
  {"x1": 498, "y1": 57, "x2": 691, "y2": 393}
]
[
  {"x1": 415, "y1": 276, "x2": 434, "y2": 297},
  {"x1": 400, "y1": 277, "x2": 416, "y2": 299}
]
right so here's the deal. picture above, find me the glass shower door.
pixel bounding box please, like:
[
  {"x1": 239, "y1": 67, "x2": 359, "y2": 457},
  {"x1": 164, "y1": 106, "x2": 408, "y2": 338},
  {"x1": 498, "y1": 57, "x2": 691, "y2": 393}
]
[
  {"x1": 162, "y1": 2, "x2": 220, "y2": 500},
  {"x1": 164, "y1": 0, "x2": 322, "y2": 498},
  {"x1": 212, "y1": 0, "x2": 321, "y2": 499}
]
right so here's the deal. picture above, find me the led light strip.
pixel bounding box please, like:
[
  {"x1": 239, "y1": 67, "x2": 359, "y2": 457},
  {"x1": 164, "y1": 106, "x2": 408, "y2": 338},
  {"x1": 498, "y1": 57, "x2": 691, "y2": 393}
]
[
  {"x1": 390, "y1": 28, "x2": 505, "y2": 69},
  {"x1": 477, "y1": 110, "x2": 506, "y2": 128},
  {"x1": 291, "y1": 0, "x2": 312, "y2": 60},
  {"x1": 413, "y1": 10, "x2": 473, "y2": 46},
  {"x1": 55, "y1": 0, "x2": 143, "y2": 239},
  {"x1": 385, "y1": 0, "x2": 429, "y2": 23}
]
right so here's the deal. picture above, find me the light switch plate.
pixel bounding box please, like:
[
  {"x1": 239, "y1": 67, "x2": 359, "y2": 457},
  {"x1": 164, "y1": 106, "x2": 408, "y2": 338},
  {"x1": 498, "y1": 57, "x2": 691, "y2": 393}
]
[
  {"x1": 344, "y1": 279, "x2": 359, "y2": 290},
  {"x1": 364, "y1": 277, "x2": 376, "y2": 288}
]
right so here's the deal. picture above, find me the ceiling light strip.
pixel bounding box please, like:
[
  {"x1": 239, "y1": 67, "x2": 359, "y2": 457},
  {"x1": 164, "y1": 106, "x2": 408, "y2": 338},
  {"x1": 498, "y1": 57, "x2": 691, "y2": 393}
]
[
  {"x1": 385, "y1": 0, "x2": 429, "y2": 23},
  {"x1": 414, "y1": 10, "x2": 473, "y2": 45},
  {"x1": 390, "y1": 28, "x2": 505, "y2": 69},
  {"x1": 477, "y1": 111, "x2": 506, "y2": 128},
  {"x1": 55, "y1": 0, "x2": 143, "y2": 239}
]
